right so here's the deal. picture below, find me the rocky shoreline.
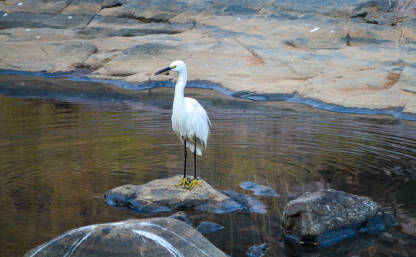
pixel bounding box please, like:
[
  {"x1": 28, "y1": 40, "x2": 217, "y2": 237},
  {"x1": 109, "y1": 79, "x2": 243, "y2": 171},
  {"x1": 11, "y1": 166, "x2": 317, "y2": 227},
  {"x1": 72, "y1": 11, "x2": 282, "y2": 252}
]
[{"x1": 1, "y1": 0, "x2": 415, "y2": 113}]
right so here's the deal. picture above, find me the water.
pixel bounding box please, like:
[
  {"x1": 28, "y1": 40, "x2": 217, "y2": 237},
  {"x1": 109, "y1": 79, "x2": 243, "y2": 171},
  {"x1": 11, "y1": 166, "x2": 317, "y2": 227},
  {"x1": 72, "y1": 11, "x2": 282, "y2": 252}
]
[
  {"x1": 0, "y1": 76, "x2": 416, "y2": 257},
  {"x1": 2, "y1": 69, "x2": 415, "y2": 121}
]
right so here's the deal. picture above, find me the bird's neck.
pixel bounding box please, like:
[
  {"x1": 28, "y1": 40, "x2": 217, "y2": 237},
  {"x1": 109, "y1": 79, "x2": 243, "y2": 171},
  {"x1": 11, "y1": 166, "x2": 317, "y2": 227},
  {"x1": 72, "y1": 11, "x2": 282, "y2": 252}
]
[{"x1": 173, "y1": 70, "x2": 187, "y2": 103}]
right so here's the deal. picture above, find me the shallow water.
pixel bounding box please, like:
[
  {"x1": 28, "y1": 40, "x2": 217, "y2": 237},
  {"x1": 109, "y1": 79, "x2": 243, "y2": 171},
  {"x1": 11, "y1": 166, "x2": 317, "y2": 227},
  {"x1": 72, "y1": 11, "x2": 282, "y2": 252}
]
[{"x1": 0, "y1": 76, "x2": 415, "y2": 257}]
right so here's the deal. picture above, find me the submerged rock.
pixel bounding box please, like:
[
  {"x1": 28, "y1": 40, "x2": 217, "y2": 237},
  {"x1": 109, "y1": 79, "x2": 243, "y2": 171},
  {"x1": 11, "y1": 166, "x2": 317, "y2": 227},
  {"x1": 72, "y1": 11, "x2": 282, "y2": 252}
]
[
  {"x1": 197, "y1": 222, "x2": 224, "y2": 234},
  {"x1": 240, "y1": 181, "x2": 279, "y2": 197},
  {"x1": 220, "y1": 190, "x2": 267, "y2": 213},
  {"x1": 247, "y1": 243, "x2": 268, "y2": 257},
  {"x1": 194, "y1": 198, "x2": 244, "y2": 214},
  {"x1": 169, "y1": 211, "x2": 193, "y2": 226},
  {"x1": 24, "y1": 218, "x2": 227, "y2": 257},
  {"x1": 105, "y1": 175, "x2": 243, "y2": 213},
  {"x1": 282, "y1": 189, "x2": 397, "y2": 247}
]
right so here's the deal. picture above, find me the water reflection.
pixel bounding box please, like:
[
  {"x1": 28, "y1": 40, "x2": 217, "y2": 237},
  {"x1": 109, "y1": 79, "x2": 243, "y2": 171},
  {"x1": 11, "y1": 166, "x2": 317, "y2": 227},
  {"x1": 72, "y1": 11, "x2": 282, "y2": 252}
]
[{"x1": 0, "y1": 78, "x2": 415, "y2": 257}]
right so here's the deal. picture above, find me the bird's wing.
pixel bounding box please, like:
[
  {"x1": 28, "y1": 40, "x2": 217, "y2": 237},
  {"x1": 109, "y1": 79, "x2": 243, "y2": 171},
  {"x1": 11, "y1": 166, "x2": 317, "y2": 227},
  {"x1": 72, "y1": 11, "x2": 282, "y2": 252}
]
[{"x1": 183, "y1": 97, "x2": 210, "y2": 147}]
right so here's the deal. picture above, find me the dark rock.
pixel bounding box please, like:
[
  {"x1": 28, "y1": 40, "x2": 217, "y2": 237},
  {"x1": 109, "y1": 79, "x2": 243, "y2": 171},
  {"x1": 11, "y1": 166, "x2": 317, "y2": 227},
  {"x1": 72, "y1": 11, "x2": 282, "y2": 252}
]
[
  {"x1": 282, "y1": 189, "x2": 397, "y2": 247},
  {"x1": 75, "y1": 21, "x2": 194, "y2": 38},
  {"x1": 105, "y1": 175, "x2": 243, "y2": 214},
  {"x1": 169, "y1": 211, "x2": 193, "y2": 226},
  {"x1": 0, "y1": 13, "x2": 93, "y2": 29},
  {"x1": 223, "y1": 5, "x2": 257, "y2": 15},
  {"x1": 247, "y1": 243, "x2": 268, "y2": 257},
  {"x1": 24, "y1": 218, "x2": 227, "y2": 257},
  {"x1": 197, "y1": 222, "x2": 224, "y2": 234},
  {"x1": 240, "y1": 181, "x2": 278, "y2": 197},
  {"x1": 127, "y1": 200, "x2": 171, "y2": 213},
  {"x1": 220, "y1": 190, "x2": 266, "y2": 213},
  {"x1": 105, "y1": 0, "x2": 188, "y2": 21},
  {"x1": 102, "y1": 0, "x2": 124, "y2": 9},
  {"x1": 270, "y1": 0, "x2": 395, "y2": 16},
  {"x1": 194, "y1": 198, "x2": 244, "y2": 214}
]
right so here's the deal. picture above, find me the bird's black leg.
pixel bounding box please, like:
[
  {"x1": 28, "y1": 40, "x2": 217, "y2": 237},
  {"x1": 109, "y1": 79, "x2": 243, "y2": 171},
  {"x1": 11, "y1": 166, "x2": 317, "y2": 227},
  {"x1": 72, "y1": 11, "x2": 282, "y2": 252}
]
[
  {"x1": 194, "y1": 136, "x2": 197, "y2": 179},
  {"x1": 187, "y1": 136, "x2": 202, "y2": 190},
  {"x1": 177, "y1": 139, "x2": 190, "y2": 188},
  {"x1": 184, "y1": 139, "x2": 187, "y2": 178}
]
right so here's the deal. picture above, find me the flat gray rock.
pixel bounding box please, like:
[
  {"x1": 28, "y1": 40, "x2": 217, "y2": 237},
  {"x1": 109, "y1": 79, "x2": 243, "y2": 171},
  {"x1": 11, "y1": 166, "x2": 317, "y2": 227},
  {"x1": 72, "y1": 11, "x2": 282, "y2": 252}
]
[
  {"x1": 105, "y1": 175, "x2": 243, "y2": 213},
  {"x1": 24, "y1": 218, "x2": 227, "y2": 257}
]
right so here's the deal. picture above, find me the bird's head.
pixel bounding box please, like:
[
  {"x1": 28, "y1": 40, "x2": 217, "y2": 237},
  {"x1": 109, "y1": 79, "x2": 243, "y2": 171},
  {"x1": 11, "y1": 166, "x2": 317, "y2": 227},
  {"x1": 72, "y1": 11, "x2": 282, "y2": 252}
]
[{"x1": 154, "y1": 60, "x2": 186, "y2": 76}]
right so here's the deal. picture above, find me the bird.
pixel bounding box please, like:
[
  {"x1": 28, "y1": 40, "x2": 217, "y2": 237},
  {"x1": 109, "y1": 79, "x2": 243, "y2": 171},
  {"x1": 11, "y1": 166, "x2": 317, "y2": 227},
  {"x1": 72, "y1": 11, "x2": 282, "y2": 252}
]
[{"x1": 154, "y1": 60, "x2": 211, "y2": 190}]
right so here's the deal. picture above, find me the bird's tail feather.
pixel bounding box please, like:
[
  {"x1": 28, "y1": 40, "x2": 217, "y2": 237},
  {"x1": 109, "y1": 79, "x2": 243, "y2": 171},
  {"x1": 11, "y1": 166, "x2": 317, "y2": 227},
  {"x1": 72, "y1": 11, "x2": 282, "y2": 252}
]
[{"x1": 187, "y1": 142, "x2": 203, "y2": 156}]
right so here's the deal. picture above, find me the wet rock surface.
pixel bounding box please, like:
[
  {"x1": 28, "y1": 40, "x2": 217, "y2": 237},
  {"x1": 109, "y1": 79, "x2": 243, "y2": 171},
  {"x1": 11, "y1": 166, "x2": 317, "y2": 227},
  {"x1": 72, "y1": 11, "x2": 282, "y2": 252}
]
[
  {"x1": 0, "y1": 0, "x2": 415, "y2": 113},
  {"x1": 220, "y1": 189, "x2": 267, "y2": 213},
  {"x1": 282, "y1": 189, "x2": 397, "y2": 247},
  {"x1": 240, "y1": 181, "x2": 278, "y2": 197},
  {"x1": 197, "y1": 221, "x2": 224, "y2": 234},
  {"x1": 104, "y1": 175, "x2": 243, "y2": 213},
  {"x1": 247, "y1": 242, "x2": 268, "y2": 257},
  {"x1": 24, "y1": 217, "x2": 227, "y2": 257},
  {"x1": 169, "y1": 211, "x2": 193, "y2": 226}
]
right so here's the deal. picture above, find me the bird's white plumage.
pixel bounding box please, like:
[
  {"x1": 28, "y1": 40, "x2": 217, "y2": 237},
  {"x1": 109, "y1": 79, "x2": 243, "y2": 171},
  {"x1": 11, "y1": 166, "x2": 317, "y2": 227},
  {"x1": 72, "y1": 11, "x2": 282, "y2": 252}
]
[{"x1": 169, "y1": 60, "x2": 210, "y2": 156}]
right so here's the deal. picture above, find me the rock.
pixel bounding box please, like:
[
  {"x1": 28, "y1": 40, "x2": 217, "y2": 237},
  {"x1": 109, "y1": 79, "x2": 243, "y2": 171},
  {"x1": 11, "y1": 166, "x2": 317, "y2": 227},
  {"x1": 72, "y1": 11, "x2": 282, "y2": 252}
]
[
  {"x1": 104, "y1": 175, "x2": 243, "y2": 213},
  {"x1": 193, "y1": 198, "x2": 244, "y2": 214},
  {"x1": 0, "y1": 0, "x2": 415, "y2": 114},
  {"x1": 240, "y1": 181, "x2": 278, "y2": 197},
  {"x1": 247, "y1": 243, "x2": 268, "y2": 257},
  {"x1": 399, "y1": 218, "x2": 416, "y2": 237},
  {"x1": 220, "y1": 190, "x2": 267, "y2": 213},
  {"x1": 197, "y1": 222, "x2": 224, "y2": 234},
  {"x1": 0, "y1": 13, "x2": 93, "y2": 29},
  {"x1": 169, "y1": 211, "x2": 193, "y2": 226},
  {"x1": 24, "y1": 217, "x2": 227, "y2": 257},
  {"x1": 0, "y1": 40, "x2": 97, "y2": 72},
  {"x1": 282, "y1": 189, "x2": 397, "y2": 247}
]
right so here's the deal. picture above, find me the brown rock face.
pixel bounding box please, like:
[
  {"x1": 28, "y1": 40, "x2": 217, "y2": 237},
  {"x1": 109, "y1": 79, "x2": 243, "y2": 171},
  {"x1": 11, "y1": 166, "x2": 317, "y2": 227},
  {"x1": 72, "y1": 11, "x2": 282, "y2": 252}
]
[
  {"x1": 24, "y1": 218, "x2": 227, "y2": 257},
  {"x1": 0, "y1": 0, "x2": 415, "y2": 113}
]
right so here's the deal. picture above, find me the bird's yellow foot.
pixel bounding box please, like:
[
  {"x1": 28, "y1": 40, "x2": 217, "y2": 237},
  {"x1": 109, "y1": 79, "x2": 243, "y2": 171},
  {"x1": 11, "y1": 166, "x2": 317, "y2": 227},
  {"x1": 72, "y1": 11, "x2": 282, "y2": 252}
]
[
  {"x1": 187, "y1": 178, "x2": 202, "y2": 190},
  {"x1": 176, "y1": 177, "x2": 190, "y2": 189}
]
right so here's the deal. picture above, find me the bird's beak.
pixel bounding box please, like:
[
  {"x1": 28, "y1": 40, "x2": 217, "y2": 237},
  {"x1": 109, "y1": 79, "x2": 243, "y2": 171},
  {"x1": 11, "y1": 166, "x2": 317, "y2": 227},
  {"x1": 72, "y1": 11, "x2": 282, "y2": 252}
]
[{"x1": 154, "y1": 66, "x2": 172, "y2": 76}]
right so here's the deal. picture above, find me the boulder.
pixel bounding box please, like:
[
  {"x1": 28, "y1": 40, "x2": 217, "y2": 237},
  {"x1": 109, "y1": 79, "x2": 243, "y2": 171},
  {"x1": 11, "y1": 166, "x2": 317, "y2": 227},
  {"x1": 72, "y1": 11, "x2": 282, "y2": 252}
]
[
  {"x1": 24, "y1": 218, "x2": 227, "y2": 257},
  {"x1": 282, "y1": 189, "x2": 397, "y2": 247},
  {"x1": 104, "y1": 175, "x2": 243, "y2": 214}
]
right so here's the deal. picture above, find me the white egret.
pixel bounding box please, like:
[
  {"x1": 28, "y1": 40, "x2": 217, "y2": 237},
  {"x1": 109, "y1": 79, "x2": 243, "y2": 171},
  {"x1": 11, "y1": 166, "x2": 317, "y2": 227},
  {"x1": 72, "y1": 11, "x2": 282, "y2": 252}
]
[{"x1": 154, "y1": 60, "x2": 211, "y2": 190}]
